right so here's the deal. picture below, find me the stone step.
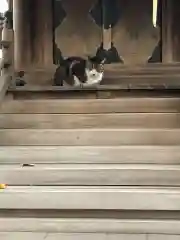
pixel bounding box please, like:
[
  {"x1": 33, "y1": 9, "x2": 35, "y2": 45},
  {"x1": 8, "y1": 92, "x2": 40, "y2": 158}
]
[
  {"x1": 22, "y1": 73, "x2": 180, "y2": 85},
  {"x1": 2, "y1": 186, "x2": 180, "y2": 210},
  {"x1": 0, "y1": 146, "x2": 180, "y2": 164},
  {"x1": 8, "y1": 84, "x2": 180, "y2": 92},
  {"x1": 0, "y1": 129, "x2": 180, "y2": 146},
  {"x1": 105, "y1": 63, "x2": 180, "y2": 71},
  {"x1": 102, "y1": 74, "x2": 180, "y2": 85},
  {"x1": 1, "y1": 98, "x2": 180, "y2": 114},
  {"x1": 1, "y1": 113, "x2": 180, "y2": 129},
  {"x1": 2, "y1": 164, "x2": 180, "y2": 186},
  {"x1": 0, "y1": 218, "x2": 180, "y2": 235},
  {"x1": 17, "y1": 63, "x2": 180, "y2": 86},
  {"x1": 8, "y1": 85, "x2": 180, "y2": 100},
  {"x1": 1, "y1": 232, "x2": 179, "y2": 240},
  {"x1": 0, "y1": 232, "x2": 147, "y2": 240}
]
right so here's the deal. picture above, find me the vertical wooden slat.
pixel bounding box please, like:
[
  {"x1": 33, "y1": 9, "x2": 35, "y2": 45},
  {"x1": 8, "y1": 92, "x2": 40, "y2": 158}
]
[
  {"x1": 102, "y1": 0, "x2": 112, "y2": 51},
  {"x1": 153, "y1": 0, "x2": 158, "y2": 27},
  {"x1": 162, "y1": 0, "x2": 173, "y2": 63},
  {"x1": 43, "y1": 0, "x2": 53, "y2": 67}
]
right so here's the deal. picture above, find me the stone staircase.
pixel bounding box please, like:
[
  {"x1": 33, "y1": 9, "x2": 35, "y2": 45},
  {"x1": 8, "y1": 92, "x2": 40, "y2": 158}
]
[{"x1": 1, "y1": 92, "x2": 180, "y2": 239}]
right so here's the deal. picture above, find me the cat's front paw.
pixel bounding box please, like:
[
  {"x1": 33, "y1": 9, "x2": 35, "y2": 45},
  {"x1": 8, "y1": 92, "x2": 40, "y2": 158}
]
[{"x1": 80, "y1": 83, "x2": 84, "y2": 88}]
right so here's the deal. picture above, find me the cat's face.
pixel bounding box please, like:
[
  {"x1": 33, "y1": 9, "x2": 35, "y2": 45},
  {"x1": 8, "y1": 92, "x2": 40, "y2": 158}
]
[
  {"x1": 86, "y1": 56, "x2": 105, "y2": 72},
  {"x1": 85, "y1": 56, "x2": 105, "y2": 84}
]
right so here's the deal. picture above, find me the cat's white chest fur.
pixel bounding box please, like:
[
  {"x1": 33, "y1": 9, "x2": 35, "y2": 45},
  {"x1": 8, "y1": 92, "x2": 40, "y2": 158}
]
[
  {"x1": 84, "y1": 68, "x2": 103, "y2": 86},
  {"x1": 72, "y1": 69, "x2": 103, "y2": 87}
]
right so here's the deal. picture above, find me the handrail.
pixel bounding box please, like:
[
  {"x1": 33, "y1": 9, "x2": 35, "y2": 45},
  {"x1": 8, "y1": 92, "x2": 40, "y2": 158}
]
[{"x1": 0, "y1": 74, "x2": 12, "y2": 102}]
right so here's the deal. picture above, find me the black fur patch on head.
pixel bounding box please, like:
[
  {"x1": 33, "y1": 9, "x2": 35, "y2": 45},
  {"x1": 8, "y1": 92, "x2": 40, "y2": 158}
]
[{"x1": 86, "y1": 56, "x2": 105, "y2": 73}]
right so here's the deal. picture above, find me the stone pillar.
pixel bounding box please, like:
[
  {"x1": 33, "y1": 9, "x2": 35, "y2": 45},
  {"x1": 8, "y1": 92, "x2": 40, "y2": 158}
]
[
  {"x1": 13, "y1": 0, "x2": 31, "y2": 70},
  {"x1": 34, "y1": 0, "x2": 53, "y2": 68}
]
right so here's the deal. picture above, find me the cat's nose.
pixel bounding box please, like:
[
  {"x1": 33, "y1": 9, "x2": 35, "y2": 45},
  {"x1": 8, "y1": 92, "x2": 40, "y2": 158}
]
[{"x1": 92, "y1": 73, "x2": 96, "y2": 76}]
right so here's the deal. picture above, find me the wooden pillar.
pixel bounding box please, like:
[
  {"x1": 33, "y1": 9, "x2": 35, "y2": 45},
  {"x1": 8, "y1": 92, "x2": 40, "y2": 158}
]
[
  {"x1": 13, "y1": 0, "x2": 31, "y2": 70},
  {"x1": 162, "y1": 0, "x2": 173, "y2": 63},
  {"x1": 34, "y1": 0, "x2": 53, "y2": 68}
]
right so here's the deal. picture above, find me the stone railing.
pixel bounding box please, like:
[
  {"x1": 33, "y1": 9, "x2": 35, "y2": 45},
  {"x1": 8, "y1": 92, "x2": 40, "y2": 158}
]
[
  {"x1": 1, "y1": 9, "x2": 13, "y2": 74},
  {"x1": 0, "y1": 8, "x2": 13, "y2": 102}
]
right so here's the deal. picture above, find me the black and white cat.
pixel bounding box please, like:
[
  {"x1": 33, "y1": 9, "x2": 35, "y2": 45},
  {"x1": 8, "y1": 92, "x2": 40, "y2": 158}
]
[{"x1": 53, "y1": 56, "x2": 105, "y2": 87}]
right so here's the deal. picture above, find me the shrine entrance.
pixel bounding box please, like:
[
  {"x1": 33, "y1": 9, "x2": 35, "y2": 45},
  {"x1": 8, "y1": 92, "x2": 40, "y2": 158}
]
[
  {"x1": 53, "y1": 0, "x2": 163, "y2": 66},
  {"x1": 10, "y1": 0, "x2": 180, "y2": 86}
]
